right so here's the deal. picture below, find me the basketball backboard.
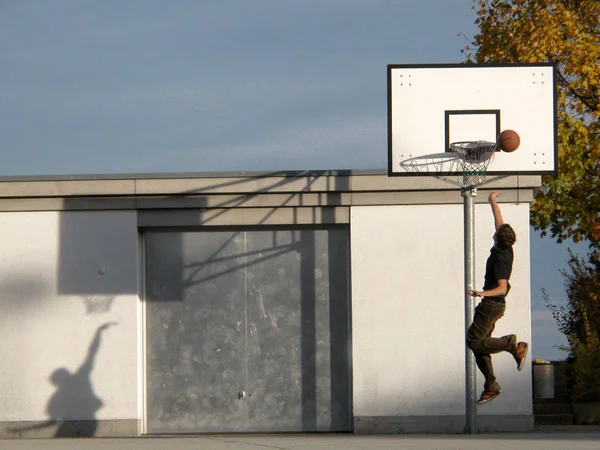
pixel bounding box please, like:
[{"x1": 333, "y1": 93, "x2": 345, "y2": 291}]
[{"x1": 387, "y1": 63, "x2": 557, "y2": 177}]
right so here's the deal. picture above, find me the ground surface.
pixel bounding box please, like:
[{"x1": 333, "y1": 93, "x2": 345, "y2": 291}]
[{"x1": 1, "y1": 427, "x2": 600, "y2": 450}]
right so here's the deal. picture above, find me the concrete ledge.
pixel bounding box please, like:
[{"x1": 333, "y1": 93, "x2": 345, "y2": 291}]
[
  {"x1": 0, "y1": 171, "x2": 541, "y2": 212},
  {"x1": 135, "y1": 192, "x2": 352, "y2": 209},
  {"x1": 0, "y1": 180, "x2": 136, "y2": 198},
  {"x1": 0, "y1": 419, "x2": 138, "y2": 439},
  {"x1": 138, "y1": 206, "x2": 350, "y2": 227},
  {"x1": 353, "y1": 415, "x2": 534, "y2": 434},
  {"x1": 0, "y1": 171, "x2": 542, "y2": 200},
  {"x1": 0, "y1": 197, "x2": 136, "y2": 212},
  {"x1": 0, "y1": 189, "x2": 534, "y2": 212},
  {"x1": 135, "y1": 174, "x2": 351, "y2": 195}
]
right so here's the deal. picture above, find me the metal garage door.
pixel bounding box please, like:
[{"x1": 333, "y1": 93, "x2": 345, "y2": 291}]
[{"x1": 144, "y1": 228, "x2": 351, "y2": 433}]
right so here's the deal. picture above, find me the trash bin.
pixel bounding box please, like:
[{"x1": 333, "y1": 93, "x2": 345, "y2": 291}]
[{"x1": 533, "y1": 361, "x2": 555, "y2": 399}]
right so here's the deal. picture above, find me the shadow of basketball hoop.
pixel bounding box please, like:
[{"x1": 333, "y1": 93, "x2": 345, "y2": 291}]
[{"x1": 82, "y1": 295, "x2": 115, "y2": 315}]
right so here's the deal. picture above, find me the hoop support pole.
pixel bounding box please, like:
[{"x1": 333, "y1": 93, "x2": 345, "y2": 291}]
[{"x1": 463, "y1": 186, "x2": 477, "y2": 434}]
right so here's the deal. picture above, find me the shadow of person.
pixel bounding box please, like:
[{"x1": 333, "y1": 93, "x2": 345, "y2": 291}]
[
  {"x1": 9, "y1": 322, "x2": 116, "y2": 438},
  {"x1": 49, "y1": 322, "x2": 117, "y2": 437}
]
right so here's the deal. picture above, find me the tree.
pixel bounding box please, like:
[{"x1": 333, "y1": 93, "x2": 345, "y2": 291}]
[
  {"x1": 463, "y1": 0, "x2": 600, "y2": 248},
  {"x1": 545, "y1": 251, "x2": 600, "y2": 401}
]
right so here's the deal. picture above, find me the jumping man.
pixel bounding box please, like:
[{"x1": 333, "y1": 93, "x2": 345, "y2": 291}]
[{"x1": 467, "y1": 191, "x2": 528, "y2": 405}]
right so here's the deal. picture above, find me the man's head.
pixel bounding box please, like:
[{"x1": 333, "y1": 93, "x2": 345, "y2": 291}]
[
  {"x1": 50, "y1": 368, "x2": 71, "y2": 386},
  {"x1": 495, "y1": 223, "x2": 516, "y2": 249}
]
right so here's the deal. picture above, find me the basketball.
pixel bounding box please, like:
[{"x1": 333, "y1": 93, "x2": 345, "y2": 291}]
[{"x1": 498, "y1": 130, "x2": 520, "y2": 152}]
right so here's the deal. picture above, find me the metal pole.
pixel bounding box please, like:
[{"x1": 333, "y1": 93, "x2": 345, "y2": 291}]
[{"x1": 463, "y1": 186, "x2": 477, "y2": 434}]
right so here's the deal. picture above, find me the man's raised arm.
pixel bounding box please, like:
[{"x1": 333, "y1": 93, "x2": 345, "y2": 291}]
[{"x1": 489, "y1": 192, "x2": 504, "y2": 231}]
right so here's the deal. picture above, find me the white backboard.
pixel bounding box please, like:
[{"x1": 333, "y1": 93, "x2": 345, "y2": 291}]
[{"x1": 388, "y1": 63, "x2": 557, "y2": 176}]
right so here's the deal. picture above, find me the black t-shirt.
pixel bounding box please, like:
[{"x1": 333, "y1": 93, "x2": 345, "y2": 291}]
[{"x1": 483, "y1": 246, "x2": 514, "y2": 301}]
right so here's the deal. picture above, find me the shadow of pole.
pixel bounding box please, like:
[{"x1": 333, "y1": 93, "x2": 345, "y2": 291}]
[{"x1": 300, "y1": 230, "x2": 317, "y2": 430}]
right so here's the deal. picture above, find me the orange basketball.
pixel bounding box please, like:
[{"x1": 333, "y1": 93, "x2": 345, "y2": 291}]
[{"x1": 498, "y1": 130, "x2": 520, "y2": 152}]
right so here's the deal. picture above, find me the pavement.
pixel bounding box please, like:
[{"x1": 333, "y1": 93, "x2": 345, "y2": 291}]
[{"x1": 1, "y1": 427, "x2": 600, "y2": 450}]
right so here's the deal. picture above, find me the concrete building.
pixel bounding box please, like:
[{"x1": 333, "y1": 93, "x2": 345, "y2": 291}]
[{"x1": 0, "y1": 170, "x2": 537, "y2": 437}]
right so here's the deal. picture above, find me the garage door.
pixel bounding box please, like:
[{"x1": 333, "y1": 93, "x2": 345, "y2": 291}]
[{"x1": 144, "y1": 228, "x2": 351, "y2": 433}]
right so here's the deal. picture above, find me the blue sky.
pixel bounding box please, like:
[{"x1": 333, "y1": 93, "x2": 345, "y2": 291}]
[{"x1": 0, "y1": 0, "x2": 587, "y2": 359}]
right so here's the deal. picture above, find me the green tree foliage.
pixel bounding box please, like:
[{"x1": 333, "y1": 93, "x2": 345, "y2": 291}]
[
  {"x1": 545, "y1": 251, "x2": 600, "y2": 401},
  {"x1": 463, "y1": 0, "x2": 600, "y2": 248}
]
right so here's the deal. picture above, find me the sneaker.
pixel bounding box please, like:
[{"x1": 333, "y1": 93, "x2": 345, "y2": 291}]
[
  {"x1": 514, "y1": 342, "x2": 528, "y2": 371},
  {"x1": 477, "y1": 390, "x2": 501, "y2": 405}
]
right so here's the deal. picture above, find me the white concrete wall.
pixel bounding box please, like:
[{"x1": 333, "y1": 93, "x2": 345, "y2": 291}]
[
  {"x1": 0, "y1": 211, "x2": 139, "y2": 422},
  {"x1": 0, "y1": 200, "x2": 533, "y2": 430},
  {"x1": 350, "y1": 203, "x2": 532, "y2": 418}
]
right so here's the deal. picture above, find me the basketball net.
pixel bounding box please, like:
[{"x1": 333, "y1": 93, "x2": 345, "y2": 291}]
[{"x1": 449, "y1": 141, "x2": 496, "y2": 188}]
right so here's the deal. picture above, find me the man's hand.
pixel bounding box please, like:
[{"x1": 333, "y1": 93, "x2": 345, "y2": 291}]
[
  {"x1": 488, "y1": 192, "x2": 500, "y2": 203},
  {"x1": 468, "y1": 289, "x2": 484, "y2": 297}
]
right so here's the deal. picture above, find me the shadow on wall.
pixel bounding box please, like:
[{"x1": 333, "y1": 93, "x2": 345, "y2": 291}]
[
  {"x1": 9, "y1": 323, "x2": 116, "y2": 438},
  {"x1": 50, "y1": 171, "x2": 352, "y2": 432},
  {"x1": 57, "y1": 171, "x2": 347, "y2": 311},
  {"x1": 0, "y1": 272, "x2": 49, "y2": 312},
  {"x1": 57, "y1": 209, "x2": 139, "y2": 316}
]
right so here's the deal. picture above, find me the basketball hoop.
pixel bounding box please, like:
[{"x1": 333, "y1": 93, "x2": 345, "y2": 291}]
[
  {"x1": 449, "y1": 141, "x2": 496, "y2": 188},
  {"x1": 398, "y1": 142, "x2": 496, "y2": 189},
  {"x1": 399, "y1": 152, "x2": 460, "y2": 174}
]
